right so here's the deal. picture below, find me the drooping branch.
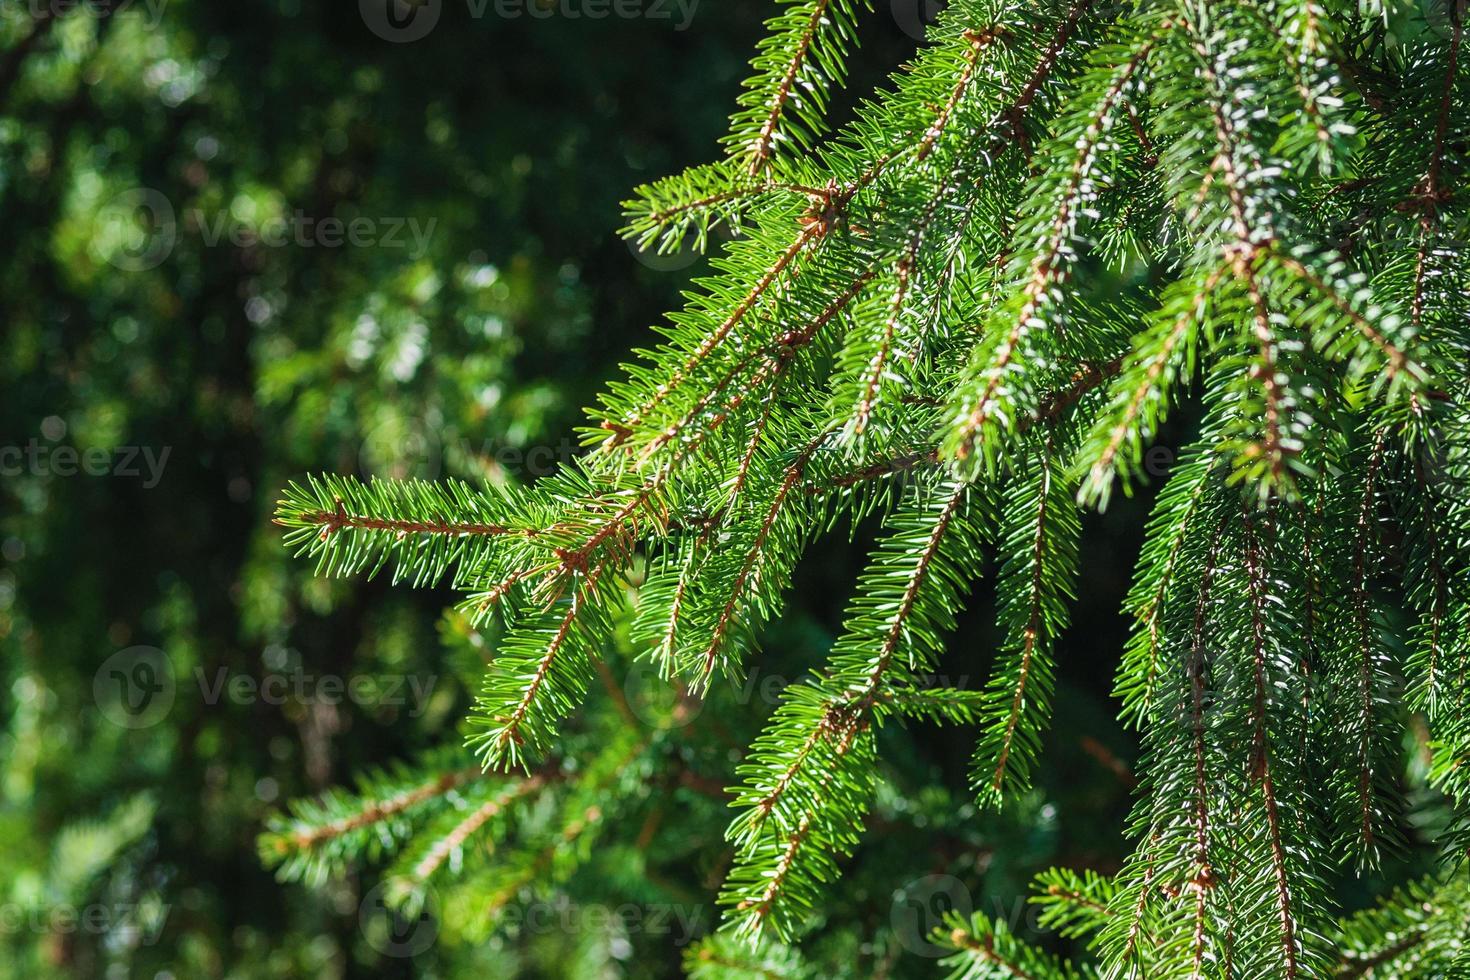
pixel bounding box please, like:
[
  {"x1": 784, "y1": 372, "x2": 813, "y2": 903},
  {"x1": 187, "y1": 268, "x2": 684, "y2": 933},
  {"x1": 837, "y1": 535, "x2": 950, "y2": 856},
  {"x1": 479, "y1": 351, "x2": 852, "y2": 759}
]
[
  {"x1": 954, "y1": 22, "x2": 1167, "y2": 457},
  {"x1": 1242, "y1": 516, "x2": 1300, "y2": 979},
  {"x1": 1350, "y1": 432, "x2": 1387, "y2": 854},
  {"x1": 987, "y1": 442, "x2": 1055, "y2": 794},
  {"x1": 1186, "y1": 523, "x2": 1226, "y2": 975},
  {"x1": 695, "y1": 431, "x2": 829, "y2": 685}
]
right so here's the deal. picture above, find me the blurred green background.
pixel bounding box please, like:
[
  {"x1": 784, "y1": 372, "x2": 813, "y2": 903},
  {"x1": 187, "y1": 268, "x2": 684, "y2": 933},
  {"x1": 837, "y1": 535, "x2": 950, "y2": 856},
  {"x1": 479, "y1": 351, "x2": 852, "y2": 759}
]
[{"x1": 0, "y1": 2, "x2": 1161, "y2": 976}]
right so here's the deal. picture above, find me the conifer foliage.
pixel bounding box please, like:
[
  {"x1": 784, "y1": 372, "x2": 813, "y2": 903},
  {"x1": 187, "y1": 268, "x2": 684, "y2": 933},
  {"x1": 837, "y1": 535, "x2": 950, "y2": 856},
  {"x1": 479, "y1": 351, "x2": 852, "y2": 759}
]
[{"x1": 269, "y1": 0, "x2": 1469, "y2": 972}]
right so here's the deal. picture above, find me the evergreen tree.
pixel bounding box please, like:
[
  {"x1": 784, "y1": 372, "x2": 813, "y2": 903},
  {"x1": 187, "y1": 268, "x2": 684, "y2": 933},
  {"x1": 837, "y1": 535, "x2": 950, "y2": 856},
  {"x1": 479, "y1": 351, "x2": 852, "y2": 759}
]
[{"x1": 270, "y1": 0, "x2": 1470, "y2": 973}]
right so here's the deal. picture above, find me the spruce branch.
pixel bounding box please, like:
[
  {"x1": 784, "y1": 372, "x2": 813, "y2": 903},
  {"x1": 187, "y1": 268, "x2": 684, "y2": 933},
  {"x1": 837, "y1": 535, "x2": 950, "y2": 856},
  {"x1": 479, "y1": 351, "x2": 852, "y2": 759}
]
[
  {"x1": 948, "y1": 14, "x2": 1171, "y2": 467},
  {"x1": 973, "y1": 434, "x2": 1078, "y2": 806},
  {"x1": 270, "y1": 0, "x2": 1470, "y2": 965},
  {"x1": 725, "y1": 0, "x2": 872, "y2": 172},
  {"x1": 260, "y1": 748, "x2": 489, "y2": 887},
  {"x1": 274, "y1": 475, "x2": 535, "y2": 587},
  {"x1": 1241, "y1": 515, "x2": 1302, "y2": 977}
]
